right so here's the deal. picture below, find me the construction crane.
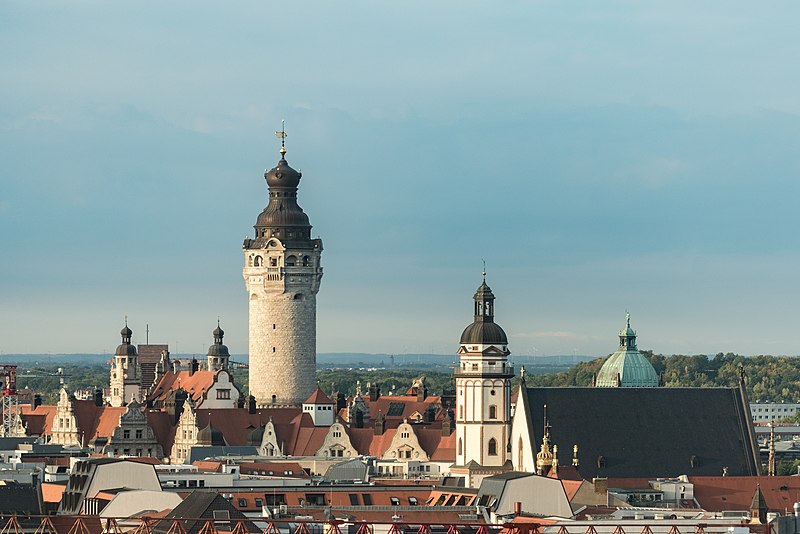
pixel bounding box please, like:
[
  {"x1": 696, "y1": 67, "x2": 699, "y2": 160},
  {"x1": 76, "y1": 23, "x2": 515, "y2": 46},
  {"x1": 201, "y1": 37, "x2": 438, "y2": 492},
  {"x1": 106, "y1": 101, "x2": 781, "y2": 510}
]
[
  {"x1": 1, "y1": 366, "x2": 71, "y2": 437},
  {"x1": 1, "y1": 365, "x2": 19, "y2": 437}
]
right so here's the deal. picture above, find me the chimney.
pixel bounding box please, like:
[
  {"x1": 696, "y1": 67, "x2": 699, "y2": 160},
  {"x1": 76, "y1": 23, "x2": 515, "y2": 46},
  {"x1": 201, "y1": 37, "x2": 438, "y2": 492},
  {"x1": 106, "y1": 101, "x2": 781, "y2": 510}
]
[
  {"x1": 248, "y1": 395, "x2": 257, "y2": 414},
  {"x1": 514, "y1": 502, "x2": 522, "y2": 516},
  {"x1": 442, "y1": 410, "x2": 453, "y2": 436},
  {"x1": 593, "y1": 477, "x2": 608, "y2": 495},
  {"x1": 237, "y1": 396, "x2": 245, "y2": 409},
  {"x1": 171, "y1": 389, "x2": 187, "y2": 425},
  {"x1": 336, "y1": 392, "x2": 346, "y2": 412},
  {"x1": 94, "y1": 388, "x2": 103, "y2": 407},
  {"x1": 417, "y1": 385, "x2": 427, "y2": 402},
  {"x1": 374, "y1": 412, "x2": 385, "y2": 435},
  {"x1": 33, "y1": 394, "x2": 42, "y2": 408},
  {"x1": 425, "y1": 405, "x2": 436, "y2": 423},
  {"x1": 190, "y1": 358, "x2": 199, "y2": 376}
]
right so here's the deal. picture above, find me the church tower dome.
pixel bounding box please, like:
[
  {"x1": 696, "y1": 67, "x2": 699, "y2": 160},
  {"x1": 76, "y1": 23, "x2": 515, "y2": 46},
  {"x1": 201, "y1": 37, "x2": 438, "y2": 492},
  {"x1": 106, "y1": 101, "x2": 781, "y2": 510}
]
[
  {"x1": 110, "y1": 320, "x2": 142, "y2": 407},
  {"x1": 595, "y1": 313, "x2": 659, "y2": 388},
  {"x1": 243, "y1": 126, "x2": 323, "y2": 407}
]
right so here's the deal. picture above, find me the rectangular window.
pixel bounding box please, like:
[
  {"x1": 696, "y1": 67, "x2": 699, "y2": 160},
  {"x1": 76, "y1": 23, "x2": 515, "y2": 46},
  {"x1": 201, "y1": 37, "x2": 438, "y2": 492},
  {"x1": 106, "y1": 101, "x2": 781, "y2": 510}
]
[
  {"x1": 390, "y1": 497, "x2": 400, "y2": 506},
  {"x1": 135, "y1": 429, "x2": 143, "y2": 439},
  {"x1": 305, "y1": 494, "x2": 326, "y2": 506},
  {"x1": 188, "y1": 480, "x2": 197, "y2": 488},
  {"x1": 362, "y1": 494, "x2": 373, "y2": 506},
  {"x1": 217, "y1": 389, "x2": 231, "y2": 400},
  {"x1": 255, "y1": 498, "x2": 263, "y2": 507},
  {"x1": 349, "y1": 494, "x2": 360, "y2": 506},
  {"x1": 238, "y1": 498, "x2": 247, "y2": 507},
  {"x1": 265, "y1": 494, "x2": 286, "y2": 506},
  {"x1": 123, "y1": 430, "x2": 130, "y2": 439},
  {"x1": 409, "y1": 497, "x2": 418, "y2": 505}
]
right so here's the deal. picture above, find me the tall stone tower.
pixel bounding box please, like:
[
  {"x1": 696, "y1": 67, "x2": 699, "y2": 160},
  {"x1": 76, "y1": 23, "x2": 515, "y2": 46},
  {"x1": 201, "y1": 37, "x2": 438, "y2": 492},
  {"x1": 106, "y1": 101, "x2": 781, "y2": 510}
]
[
  {"x1": 243, "y1": 139, "x2": 323, "y2": 406},
  {"x1": 110, "y1": 323, "x2": 142, "y2": 407},
  {"x1": 453, "y1": 275, "x2": 513, "y2": 485}
]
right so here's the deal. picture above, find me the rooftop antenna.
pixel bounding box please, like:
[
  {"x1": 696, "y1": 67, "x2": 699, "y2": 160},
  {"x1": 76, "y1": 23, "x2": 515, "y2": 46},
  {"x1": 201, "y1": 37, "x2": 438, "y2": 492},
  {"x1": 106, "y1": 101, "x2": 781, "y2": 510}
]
[{"x1": 275, "y1": 120, "x2": 287, "y2": 157}]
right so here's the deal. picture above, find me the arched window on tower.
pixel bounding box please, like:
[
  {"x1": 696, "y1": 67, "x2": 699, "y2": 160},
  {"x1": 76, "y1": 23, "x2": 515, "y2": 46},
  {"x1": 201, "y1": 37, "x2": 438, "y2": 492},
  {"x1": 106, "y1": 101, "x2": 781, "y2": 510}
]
[
  {"x1": 488, "y1": 438, "x2": 498, "y2": 456},
  {"x1": 302, "y1": 255, "x2": 310, "y2": 267},
  {"x1": 458, "y1": 438, "x2": 462, "y2": 456},
  {"x1": 254, "y1": 256, "x2": 263, "y2": 267},
  {"x1": 286, "y1": 255, "x2": 297, "y2": 266}
]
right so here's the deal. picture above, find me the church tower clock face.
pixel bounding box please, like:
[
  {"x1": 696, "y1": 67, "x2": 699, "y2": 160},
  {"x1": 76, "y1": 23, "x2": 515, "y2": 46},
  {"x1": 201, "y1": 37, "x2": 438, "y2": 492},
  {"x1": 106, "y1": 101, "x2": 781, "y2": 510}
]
[{"x1": 243, "y1": 128, "x2": 323, "y2": 407}]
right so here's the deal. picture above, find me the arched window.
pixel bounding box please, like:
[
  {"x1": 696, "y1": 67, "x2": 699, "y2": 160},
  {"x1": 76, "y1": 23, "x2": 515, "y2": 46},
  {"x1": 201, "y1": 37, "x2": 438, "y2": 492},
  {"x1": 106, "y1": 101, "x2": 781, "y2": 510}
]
[
  {"x1": 489, "y1": 405, "x2": 497, "y2": 419},
  {"x1": 271, "y1": 394, "x2": 277, "y2": 404},
  {"x1": 286, "y1": 255, "x2": 297, "y2": 266},
  {"x1": 488, "y1": 438, "x2": 497, "y2": 456},
  {"x1": 294, "y1": 293, "x2": 304, "y2": 300},
  {"x1": 302, "y1": 255, "x2": 310, "y2": 267},
  {"x1": 254, "y1": 256, "x2": 263, "y2": 267},
  {"x1": 458, "y1": 438, "x2": 463, "y2": 456}
]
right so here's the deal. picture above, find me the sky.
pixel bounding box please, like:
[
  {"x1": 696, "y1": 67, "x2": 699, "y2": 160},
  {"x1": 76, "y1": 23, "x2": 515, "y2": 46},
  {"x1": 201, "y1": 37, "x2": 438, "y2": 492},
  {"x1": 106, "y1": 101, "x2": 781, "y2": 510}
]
[{"x1": 1, "y1": 1, "x2": 799, "y2": 358}]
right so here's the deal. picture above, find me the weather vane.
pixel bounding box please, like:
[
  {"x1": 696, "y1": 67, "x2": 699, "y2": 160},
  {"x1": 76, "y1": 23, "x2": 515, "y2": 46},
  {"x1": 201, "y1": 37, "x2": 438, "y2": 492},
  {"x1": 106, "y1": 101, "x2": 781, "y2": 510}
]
[{"x1": 275, "y1": 120, "x2": 287, "y2": 156}]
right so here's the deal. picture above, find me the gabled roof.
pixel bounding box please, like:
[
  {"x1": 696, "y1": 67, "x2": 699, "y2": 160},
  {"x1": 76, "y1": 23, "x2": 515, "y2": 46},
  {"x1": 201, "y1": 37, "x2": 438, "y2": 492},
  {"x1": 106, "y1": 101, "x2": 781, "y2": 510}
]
[
  {"x1": 303, "y1": 387, "x2": 334, "y2": 405},
  {"x1": 522, "y1": 387, "x2": 759, "y2": 479},
  {"x1": 72, "y1": 401, "x2": 126, "y2": 446}
]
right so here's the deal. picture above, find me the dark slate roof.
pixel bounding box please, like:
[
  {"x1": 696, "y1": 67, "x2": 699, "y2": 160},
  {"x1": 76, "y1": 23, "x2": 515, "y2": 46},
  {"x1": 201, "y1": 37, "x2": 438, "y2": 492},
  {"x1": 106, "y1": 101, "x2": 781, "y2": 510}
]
[
  {"x1": 158, "y1": 491, "x2": 258, "y2": 534},
  {"x1": 522, "y1": 387, "x2": 759, "y2": 479},
  {"x1": 0, "y1": 482, "x2": 41, "y2": 514}
]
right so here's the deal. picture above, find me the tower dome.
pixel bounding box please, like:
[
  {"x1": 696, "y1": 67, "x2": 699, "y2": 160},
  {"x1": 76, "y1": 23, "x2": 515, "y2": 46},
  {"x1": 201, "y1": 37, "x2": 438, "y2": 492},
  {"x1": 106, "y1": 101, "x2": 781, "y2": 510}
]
[
  {"x1": 115, "y1": 323, "x2": 137, "y2": 357},
  {"x1": 197, "y1": 421, "x2": 226, "y2": 446},
  {"x1": 459, "y1": 280, "x2": 509, "y2": 347},
  {"x1": 595, "y1": 313, "x2": 659, "y2": 388}
]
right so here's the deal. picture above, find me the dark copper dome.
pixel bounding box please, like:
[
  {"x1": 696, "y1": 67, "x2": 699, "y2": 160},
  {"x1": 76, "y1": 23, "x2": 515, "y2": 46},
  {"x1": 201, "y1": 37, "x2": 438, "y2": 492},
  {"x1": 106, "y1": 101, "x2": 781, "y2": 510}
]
[
  {"x1": 265, "y1": 158, "x2": 301, "y2": 188},
  {"x1": 460, "y1": 321, "x2": 508, "y2": 345}
]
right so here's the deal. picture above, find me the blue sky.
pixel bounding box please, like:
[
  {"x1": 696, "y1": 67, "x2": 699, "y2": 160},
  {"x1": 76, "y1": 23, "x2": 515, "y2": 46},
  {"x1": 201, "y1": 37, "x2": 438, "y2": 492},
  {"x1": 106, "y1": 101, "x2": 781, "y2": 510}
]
[{"x1": 1, "y1": 2, "x2": 799, "y2": 357}]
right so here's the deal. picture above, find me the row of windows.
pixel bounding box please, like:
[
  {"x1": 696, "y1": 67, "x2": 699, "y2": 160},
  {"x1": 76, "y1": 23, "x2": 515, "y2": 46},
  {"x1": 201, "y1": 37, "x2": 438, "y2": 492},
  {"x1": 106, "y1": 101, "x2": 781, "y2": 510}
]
[
  {"x1": 249, "y1": 255, "x2": 312, "y2": 267},
  {"x1": 121, "y1": 429, "x2": 144, "y2": 439}
]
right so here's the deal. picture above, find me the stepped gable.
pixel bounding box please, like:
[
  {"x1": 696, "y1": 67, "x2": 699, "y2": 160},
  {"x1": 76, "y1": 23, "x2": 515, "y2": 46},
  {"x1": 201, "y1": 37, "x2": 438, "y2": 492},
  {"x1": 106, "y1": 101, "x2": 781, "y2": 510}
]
[
  {"x1": 523, "y1": 386, "x2": 758, "y2": 478},
  {"x1": 138, "y1": 344, "x2": 169, "y2": 391}
]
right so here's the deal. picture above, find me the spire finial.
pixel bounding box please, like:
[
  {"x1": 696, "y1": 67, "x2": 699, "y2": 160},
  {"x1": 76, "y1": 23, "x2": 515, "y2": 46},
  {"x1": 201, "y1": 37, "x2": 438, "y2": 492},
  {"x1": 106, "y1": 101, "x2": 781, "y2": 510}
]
[
  {"x1": 626, "y1": 310, "x2": 631, "y2": 328},
  {"x1": 124, "y1": 315, "x2": 128, "y2": 327},
  {"x1": 217, "y1": 316, "x2": 220, "y2": 328},
  {"x1": 275, "y1": 119, "x2": 287, "y2": 157},
  {"x1": 482, "y1": 259, "x2": 486, "y2": 281}
]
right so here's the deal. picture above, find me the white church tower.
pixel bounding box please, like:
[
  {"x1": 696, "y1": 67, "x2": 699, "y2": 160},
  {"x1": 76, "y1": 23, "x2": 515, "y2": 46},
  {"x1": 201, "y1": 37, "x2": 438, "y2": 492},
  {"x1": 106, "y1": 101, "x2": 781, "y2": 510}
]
[
  {"x1": 243, "y1": 130, "x2": 323, "y2": 406},
  {"x1": 452, "y1": 274, "x2": 513, "y2": 487}
]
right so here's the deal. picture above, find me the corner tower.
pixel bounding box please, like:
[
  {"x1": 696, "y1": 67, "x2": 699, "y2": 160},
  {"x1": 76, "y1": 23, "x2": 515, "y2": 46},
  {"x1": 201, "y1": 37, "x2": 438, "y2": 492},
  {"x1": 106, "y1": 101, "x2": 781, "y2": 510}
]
[
  {"x1": 110, "y1": 322, "x2": 141, "y2": 407},
  {"x1": 243, "y1": 136, "x2": 323, "y2": 406},
  {"x1": 453, "y1": 275, "x2": 513, "y2": 483}
]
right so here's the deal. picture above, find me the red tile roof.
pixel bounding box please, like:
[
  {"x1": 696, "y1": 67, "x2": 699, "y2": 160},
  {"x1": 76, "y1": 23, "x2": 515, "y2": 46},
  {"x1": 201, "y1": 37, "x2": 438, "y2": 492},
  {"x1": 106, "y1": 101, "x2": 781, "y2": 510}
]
[
  {"x1": 304, "y1": 387, "x2": 334, "y2": 405},
  {"x1": 689, "y1": 475, "x2": 800, "y2": 513},
  {"x1": 148, "y1": 370, "x2": 221, "y2": 405}
]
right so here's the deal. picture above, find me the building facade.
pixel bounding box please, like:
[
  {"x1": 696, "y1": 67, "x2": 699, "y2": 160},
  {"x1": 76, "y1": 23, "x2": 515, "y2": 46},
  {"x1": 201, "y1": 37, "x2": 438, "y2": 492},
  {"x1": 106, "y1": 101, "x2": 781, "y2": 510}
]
[{"x1": 243, "y1": 143, "x2": 323, "y2": 407}]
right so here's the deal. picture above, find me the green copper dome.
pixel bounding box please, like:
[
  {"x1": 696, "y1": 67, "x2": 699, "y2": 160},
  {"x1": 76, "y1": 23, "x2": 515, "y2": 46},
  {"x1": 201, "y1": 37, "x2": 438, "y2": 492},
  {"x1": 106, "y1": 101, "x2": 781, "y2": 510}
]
[{"x1": 595, "y1": 313, "x2": 659, "y2": 388}]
